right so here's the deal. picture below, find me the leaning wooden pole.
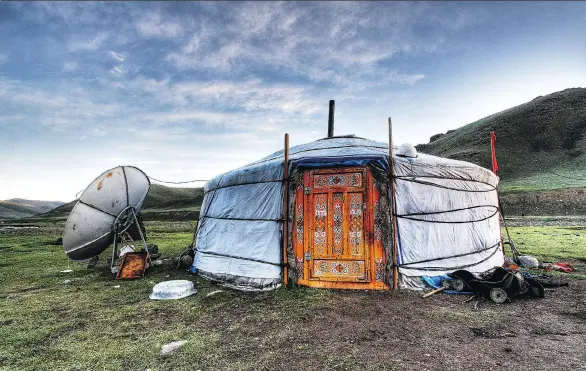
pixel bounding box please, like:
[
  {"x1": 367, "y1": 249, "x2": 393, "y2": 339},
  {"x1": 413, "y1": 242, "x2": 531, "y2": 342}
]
[
  {"x1": 388, "y1": 118, "x2": 399, "y2": 290},
  {"x1": 282, "y1": 133, "x2": 290, "y2": 287}
]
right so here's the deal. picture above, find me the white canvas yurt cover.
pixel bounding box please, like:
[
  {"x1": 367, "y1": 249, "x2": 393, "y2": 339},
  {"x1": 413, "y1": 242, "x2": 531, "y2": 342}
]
[{"x1": 191, "y1": 136, "x2": 503, "y2": 291}]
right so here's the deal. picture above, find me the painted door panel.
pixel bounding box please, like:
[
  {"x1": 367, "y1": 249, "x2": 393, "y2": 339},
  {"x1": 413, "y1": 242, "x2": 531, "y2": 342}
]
[{"x1": 293, "y1": 167, "x2": 388, "y2": 289}]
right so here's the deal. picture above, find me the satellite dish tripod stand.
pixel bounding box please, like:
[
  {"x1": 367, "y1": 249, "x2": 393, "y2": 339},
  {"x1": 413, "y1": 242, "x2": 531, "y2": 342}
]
[{"x1": 110, "y1": 206, "x2": 150, "y2": 274}]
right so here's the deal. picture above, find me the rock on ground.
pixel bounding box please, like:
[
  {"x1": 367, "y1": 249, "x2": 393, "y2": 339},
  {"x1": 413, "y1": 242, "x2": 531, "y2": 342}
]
[{"x1": 161, "y1": 340, "x2": 187, "y2": 356}]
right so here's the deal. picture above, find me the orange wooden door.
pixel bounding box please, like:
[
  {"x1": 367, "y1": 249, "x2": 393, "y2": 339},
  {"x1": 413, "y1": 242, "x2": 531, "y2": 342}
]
[{"x1": 294, "y1": 167, "x2": 387, "y2": 289}]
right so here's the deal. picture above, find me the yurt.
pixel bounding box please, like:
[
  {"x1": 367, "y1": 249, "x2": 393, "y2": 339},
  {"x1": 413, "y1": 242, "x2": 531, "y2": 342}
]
[{"x1": 191, "y1": 114, "x2": 503, "y2": 291}]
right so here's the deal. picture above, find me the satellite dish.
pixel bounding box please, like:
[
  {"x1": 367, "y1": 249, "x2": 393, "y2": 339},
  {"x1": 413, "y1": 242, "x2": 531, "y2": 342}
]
[{"x1": 63, "y1": 166, "x2": 150, "y2": 262}]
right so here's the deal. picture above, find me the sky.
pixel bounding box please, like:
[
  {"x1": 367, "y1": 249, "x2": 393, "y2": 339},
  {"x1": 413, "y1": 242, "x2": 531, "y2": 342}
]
[{"x1": 1, "y1": 1, "x2": 585, "y2": 201}]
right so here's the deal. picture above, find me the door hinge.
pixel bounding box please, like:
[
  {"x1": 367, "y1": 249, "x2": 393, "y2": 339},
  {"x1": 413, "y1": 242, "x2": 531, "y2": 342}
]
[{"x1": 304, "y1": 187, "x2": 311, "y2": 195}]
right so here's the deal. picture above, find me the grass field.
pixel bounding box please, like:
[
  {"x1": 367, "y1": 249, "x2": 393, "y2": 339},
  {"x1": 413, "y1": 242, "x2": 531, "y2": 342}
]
[
  {"x1": 500, "y1": 167, "x2": 586, "y2": 193},
  {"x1": 1, "y1": 221, "x2": 585, "y2": 370}
]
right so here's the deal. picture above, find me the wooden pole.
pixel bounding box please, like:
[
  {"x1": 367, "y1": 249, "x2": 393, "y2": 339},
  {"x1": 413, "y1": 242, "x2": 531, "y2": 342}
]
[
  {"x1": 389, "y1": 117, "x2": 399, "y2": 290},
  {"x1": 422, "y1": 286, "x2": 446, "y2": 298},
  {"x1": 282, "y1": 133, "x2": 290, "y2": 287}
]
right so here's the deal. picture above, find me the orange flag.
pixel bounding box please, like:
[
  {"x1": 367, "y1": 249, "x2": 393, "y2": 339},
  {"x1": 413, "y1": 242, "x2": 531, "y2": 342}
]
[{"x1": 490, "y1": 131, "x2": 498, "y2": 174}]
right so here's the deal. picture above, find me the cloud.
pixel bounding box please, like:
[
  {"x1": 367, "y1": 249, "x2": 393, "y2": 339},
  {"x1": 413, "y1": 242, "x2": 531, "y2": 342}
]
[
  {"x1": 136, "y1": 12, "x2": 182, "y2": 38},
  {"x1": 91, "y1": 126, "x2": 109, "y2": 137},
  {"x1": 110, "y1": 66, "x2": 124, "y2": 76},
  {"x1": 128, "y1": 76, "x2": 323, "y2": 115},
  {"x1": 63, "y1": 61, "x2": 78, "y2": 72},
  {"x1": 110, "y1": 51, "x2": 127, "y2": 62},
  {"x1": 0, "y1": 53, "x2": 9, "y2": 65},
  {"x1": 69, "y1": 32, "x2": 109, "y2": 52},
  {"x1": 0, "y1": 79, "x2": 127, "y2": 132},
  {"x1": 0, "y1": 114, "x2": 24, "y2": 122},
  {"x1": 163, "y1": 2, "x2": 444, "y2": 93},
  {"x1": 388, "y1": 72, "x2": 426, "y2": 86}
]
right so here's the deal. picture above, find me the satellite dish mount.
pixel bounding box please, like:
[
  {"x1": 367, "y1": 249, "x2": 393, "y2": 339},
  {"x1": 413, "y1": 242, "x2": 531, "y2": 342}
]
[{"x1": 110, "y1": 205, "x2": 149, "y2": 273}]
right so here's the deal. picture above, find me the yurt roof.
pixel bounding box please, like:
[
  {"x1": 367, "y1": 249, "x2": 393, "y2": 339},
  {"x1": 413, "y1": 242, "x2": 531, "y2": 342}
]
[{"x1": 204, "y1": 136, "x2": 498, "y2": 193}]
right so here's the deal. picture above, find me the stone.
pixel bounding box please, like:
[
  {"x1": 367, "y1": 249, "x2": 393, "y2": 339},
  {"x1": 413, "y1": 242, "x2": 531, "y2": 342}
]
[{"x1": 161, "y1": 340, "x2": 187, "y2": 356}]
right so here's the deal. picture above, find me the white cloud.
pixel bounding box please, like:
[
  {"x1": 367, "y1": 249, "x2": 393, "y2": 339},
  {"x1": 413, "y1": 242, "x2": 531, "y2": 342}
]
[
  {"x1": 388, "y1": 72, "x2": 426, "y2": 86},
  {"x1": 0, "y1": 114, "x2": 24, "y2": 122},
  {"x1": 63, "y1": 61, "x2": 78, "y2": 72},
  {"x1": 140, "y1": 110, "x2": 240, "y2": 126},
  {"x1": 91, "y1": 126, "x2": 109, "y2": 137},
  {"x1": 136, "y1": 12, "x2": 182, "y2": 38},
  {"x1": 182, "y1": 35, "x2": 200, "y2": 54},
  {"x1": 110, "y1": 65, "x2": 124, "y2": 77},
  {"x1": 0, "y1": 79, "x2": 127, "y2": 132},
  {"x1": 129, "y1": 77, "x2": 323, "y2": 115},
  {"x1": 69, "y1": 32, "x2": 109, "y2": 52},
  {"x1": 164, "y1": 2, "x2": 440, "y2": 92},
  {"x1": 110, "y1": 51, "x2": 127, "y2": 62},
  {"x1": 0, "y1": 53, "x2": 9, "y2": 64}
]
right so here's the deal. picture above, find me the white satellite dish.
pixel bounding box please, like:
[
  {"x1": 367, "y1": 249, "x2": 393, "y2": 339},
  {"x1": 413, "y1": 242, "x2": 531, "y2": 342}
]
[{"x1": 63, "y1": 166, "x2": 151, "y2": 267}]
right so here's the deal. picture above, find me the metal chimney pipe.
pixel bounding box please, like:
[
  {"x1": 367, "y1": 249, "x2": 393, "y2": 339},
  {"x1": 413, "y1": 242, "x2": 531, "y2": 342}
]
[{"x1": 327, "y1": 100, "x2": 335, "y2": 138}]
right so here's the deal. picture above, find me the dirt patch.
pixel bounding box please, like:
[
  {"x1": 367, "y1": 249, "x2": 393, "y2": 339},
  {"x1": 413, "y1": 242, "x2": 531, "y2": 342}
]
[
  {"x1": 210, "y1": 274, "x2": 586, "y2": 371},
  {"x1": 471, "y1": 326, "x2": 517, "y2": 338},
  {"x1": 504, "y1": 216, "x2": 586, "y2": 227},
  {"x1": 142, "y1": 211, "x2": 200, "y2": 221},
  {"x1": 11, "y1": 285, "x2": 48, "y2": 294},
  {"x1": 501, "y1": 188, "x2": 586, "y2": 216}
]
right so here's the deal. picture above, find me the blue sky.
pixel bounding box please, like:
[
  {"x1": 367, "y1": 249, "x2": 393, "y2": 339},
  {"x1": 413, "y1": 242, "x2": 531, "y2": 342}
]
[{"x1": 1, "y1": 1, "x2": 585, "y2": 201}]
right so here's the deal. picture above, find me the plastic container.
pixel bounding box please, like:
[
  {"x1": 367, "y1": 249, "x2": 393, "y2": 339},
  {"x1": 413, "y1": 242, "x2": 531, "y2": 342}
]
[{"x1": 149, "y1": 280, "x2": 197, "y2": 300}]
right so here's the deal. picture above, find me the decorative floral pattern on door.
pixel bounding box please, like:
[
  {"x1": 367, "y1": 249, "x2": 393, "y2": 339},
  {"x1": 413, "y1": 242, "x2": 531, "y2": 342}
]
[
  {"x1": 332, "y1": 192, "x2": 343, "y2": 254},
  {"x1": 313, "y1": 193, "x2": 327, "y2": 255},
  {"x1": 372, "y1": 182, "x2": 385, "y2": 283},
  {"x1": 314, "y1": 173, "x2": 362, "y2": 189},
  {"x1": 296, "y1": 200, "x2": 304, "y2": 244},
  {"x1": 349, "y1": 193, "x2": 363, "y2": 255},
  {"x1": 313, "y1": 260, "x2": 366, "y2": 278}
]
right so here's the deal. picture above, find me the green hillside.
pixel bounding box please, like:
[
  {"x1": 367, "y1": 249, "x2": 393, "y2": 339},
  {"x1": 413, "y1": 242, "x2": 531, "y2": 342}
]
[
  {"x1": 23, "y1": 184, "x2": 204, "y2": 221},
  {"x1": 0, "y1": 202, "x2": 38, "y2": 220},
  {"x1": 0, "y1": 199, "x2": 65, "y2": 220},
  {"x1": 416, "y1": 88, "x2": 586, "y2": 192},
  {"x1": 142, "y1": 184, "x2": 204, "y2": 211}
]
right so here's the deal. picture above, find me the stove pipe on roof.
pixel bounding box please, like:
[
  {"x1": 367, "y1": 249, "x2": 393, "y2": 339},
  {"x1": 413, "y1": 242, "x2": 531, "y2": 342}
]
[{"x1": 327, "y1": 100, "x2": 335, "y2": 138}]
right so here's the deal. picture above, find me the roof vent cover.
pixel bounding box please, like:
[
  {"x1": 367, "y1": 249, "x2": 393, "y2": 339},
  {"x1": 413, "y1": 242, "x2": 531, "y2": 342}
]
[{"x1": 396, "y1": 143, "x2": 417, "y2": 158}]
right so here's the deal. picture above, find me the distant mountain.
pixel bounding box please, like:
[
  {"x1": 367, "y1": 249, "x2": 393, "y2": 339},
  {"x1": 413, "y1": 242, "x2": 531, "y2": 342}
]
[
  {"x1": 0, "y1": 199, "x2": 65, "y2": 220},
  {"x1": 416, "y1": 88, "x2": 586, "y2": 192},
  {"x1": 28, "y1": 184, "x2": 204, "y2": 221}
]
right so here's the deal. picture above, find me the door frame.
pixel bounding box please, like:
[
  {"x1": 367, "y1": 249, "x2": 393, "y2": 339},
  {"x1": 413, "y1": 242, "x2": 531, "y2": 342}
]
[{"x1": 293, "y1": 166, "x2": 389, "y2": 290}]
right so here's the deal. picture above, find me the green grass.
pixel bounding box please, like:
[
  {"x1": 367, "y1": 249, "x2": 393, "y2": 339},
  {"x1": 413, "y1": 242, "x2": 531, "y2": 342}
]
[
  {"x1": 504, "y1": 226, "x2": 586, "y2": 279},
  {"x1": 504, "y1": 226, "x2": 586, "y2": 261},
  {"x1": 1, "y1": 222, "x2": 585, "y2": 369},
  {"x1": 500, "y1": 167, "x2": 586, "y2": 193},
  {"x1": 0, "y1": 221, "x2": 333, "y2": 370}
]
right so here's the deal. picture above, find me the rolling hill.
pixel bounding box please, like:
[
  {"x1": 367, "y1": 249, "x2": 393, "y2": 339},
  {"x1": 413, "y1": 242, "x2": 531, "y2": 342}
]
[
  {"x1": 20, "y1": 184, "x2": 204, "y2": 221},
  {"x1": 0, "y1": 199, "x2": 65, "y2": 220},
  {"x1": 416, "y1": 87, "x2": 586, "y2": 193}
]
